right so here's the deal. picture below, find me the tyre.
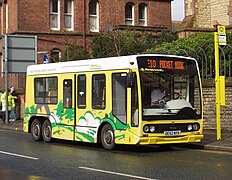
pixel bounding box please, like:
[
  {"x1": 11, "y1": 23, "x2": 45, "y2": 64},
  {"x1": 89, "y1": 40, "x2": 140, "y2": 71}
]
[
  {"x1": 31, "y1": 119, "x2": 42, "y2": 141},
  {"x1": 42, "y1": 120, "x2": 53, "y2": 142},
  {"x1": 101, "y1": 124, "x2": 115, "y2": 150}
]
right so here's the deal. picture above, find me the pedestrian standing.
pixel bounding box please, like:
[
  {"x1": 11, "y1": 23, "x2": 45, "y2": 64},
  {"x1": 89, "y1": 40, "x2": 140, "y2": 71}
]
[
  {"x1": 1, "y1": 89, "x2": 15, "y2": 123},
  {"x1": 10, "y1": 86, "x2": 18, "y2": 121},
  {"x1": 0, "y1": 90, "x2": 2, "y2": 120}
]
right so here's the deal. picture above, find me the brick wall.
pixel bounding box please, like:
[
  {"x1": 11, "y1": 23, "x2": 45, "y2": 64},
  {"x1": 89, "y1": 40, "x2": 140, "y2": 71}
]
[
  {"x1": 37, "y1": 34, "x2": 85, "y2": 63},
  {"x1": 210, "y1": 0, "x2": 230, "y2": 26},
  {"x1": 195, "y1": 0, "x2": 212, "y2": 28},
  {"x1": 184, "y1": 0, "x2": 230, "y2": 28},
  {"x1": 15, "y1": 0, "x2": 172, "y2": 33},
  {"x1": 202, "y1": 81, "x2": 232, "y2": 131},
  {"x1": 8, "y1": 0, "x2": 18, "y2": 33},
  {"x1": 185, "y1": 0, "x2": 195, "y2": 16},
  {"x1": 149, "y1": 0, "x2": 172, "y2": 29},
  {"x1": 18, "y1": 0, "x2": 50, "y2": 32}
]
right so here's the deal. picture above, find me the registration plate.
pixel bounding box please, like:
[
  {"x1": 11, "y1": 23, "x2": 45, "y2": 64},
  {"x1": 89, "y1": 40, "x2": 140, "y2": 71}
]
[{"x1": 164, "y1": 130, "x2": 181, "y2": 136}]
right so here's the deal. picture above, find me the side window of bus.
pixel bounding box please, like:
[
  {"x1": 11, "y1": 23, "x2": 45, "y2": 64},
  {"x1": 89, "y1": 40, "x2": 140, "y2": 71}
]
[
  {"x1": 34, "y1": 77, "x2": 58, "y2": 104},
  {"x1": 112, "y1": 73, "x2": 127, "y2": 124},
  {"x1": 63, "y1": 79, "x2": 72, "y2": 108},
  {"x1": 78, "y1": 75, "x2": 86, "y2": 109},
  {"x1": 92, "y1": 74, "x2": 106, "y2": 109}
]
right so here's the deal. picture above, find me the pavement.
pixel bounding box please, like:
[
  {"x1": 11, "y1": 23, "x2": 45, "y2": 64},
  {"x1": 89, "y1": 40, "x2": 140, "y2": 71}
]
[{"x1": 0, "y1": 119, "x2": 232, "y2": 152}]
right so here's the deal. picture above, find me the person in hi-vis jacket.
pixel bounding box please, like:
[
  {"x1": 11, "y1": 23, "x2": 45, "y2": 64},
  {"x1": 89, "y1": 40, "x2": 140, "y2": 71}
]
[{"x1": 1, "y1": 89, "x2": 15, "y2": 123}]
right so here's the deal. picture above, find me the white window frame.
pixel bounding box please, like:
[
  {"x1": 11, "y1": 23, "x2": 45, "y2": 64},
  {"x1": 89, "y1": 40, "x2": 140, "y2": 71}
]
[
  {"x1": 139, "y1": 4, "x2": 147, "y2": 26},
  {"x1": 64, "y1": 0, "x2": 74, "y2": 31},
  {"x1": 89, "y1": 0, "x2": 99, "y2": 32},
  {"x1": 125, "y1": 3, "x2": 134, "y2": 26},
  {"x1": 50, "y1": 0, "x2": 60, "y2": 30}
]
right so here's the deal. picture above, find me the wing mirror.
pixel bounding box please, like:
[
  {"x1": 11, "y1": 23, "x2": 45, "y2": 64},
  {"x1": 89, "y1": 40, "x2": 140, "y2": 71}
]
[{"x1": 126, "y1": 71, "x2": 135, "y2": 87}]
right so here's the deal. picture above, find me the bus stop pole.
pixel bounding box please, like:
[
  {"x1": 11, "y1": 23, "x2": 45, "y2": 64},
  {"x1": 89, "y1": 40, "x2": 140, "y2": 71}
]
[{"x1": 214, "y1": 31, "x2": 221, "y2": 140}]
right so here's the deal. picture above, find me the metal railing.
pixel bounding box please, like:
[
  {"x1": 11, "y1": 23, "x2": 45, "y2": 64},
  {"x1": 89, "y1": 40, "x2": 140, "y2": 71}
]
[{"x1": 173, "y1": 44, "x2": 232, "y2": 79}]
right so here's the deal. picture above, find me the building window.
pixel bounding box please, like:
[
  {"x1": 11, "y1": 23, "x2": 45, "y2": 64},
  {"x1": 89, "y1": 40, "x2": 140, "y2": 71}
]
[
  {"x1": 89, "y1": 0, "x2": 99, "y2": 32},
  {"x1": 125, "y1": 3, "x2": 134, "y2": 26},
  {"x1": 139, "y1": 4, "x2": 147, "y2": 26},
  {"x1": 64, "y1": 0, "x2": 74, "y2": 31},
  {"x1": 50, "y1": 0, "x2": 60, "y2": 30},
  {"x1": 50, "y1": 49, "x2": 61, "y2": 63}
]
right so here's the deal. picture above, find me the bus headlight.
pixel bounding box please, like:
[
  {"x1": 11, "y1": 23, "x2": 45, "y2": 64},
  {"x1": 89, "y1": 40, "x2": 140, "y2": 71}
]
[
  {"x1": 187, "y1": 125, "x2": 193, "y2": 131},
  {"x1": 150, "y1": 126, "x2": 156, "y2": 132},
  {"x1": 144, "y1": 125, "x2": 150, "y2": 133},
  {"x1": 193, "y1": 124, "x2": 199, "y2": 131}
]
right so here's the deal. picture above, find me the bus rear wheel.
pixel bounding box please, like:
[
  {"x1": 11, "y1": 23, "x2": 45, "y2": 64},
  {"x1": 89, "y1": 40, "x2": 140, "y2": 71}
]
[
  {"x1": 42, "y1": 120, "x2": 53, "y2": 142},
  {"x1": 31, "y1": 119, "x2": 42, "y2": 141},
  {"x1": 101, "y1": 124, "x2": 115, "y2": 150}
]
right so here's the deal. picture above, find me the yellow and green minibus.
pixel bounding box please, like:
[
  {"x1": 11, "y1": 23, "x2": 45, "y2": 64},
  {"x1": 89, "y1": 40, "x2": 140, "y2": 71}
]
[{"x1": 23, "y1": 54, "x2": 203, "y2": 150}]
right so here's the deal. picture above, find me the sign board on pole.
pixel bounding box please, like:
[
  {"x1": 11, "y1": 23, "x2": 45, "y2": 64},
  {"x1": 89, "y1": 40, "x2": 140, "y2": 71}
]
[
  {"x1": 2, "y1": 35, "x2": 37, "y2": 73},
  {"x1": 219, "y1": 76, "x2": 226, "y2": 106},
  {"x1": 1, "y1": 35, "x2": 37, "y2": 124},
  {"x1": 217, "y1": 25, "x2": 227, "y2": 45},
  {"x1": 43, "y1": 54, "x2": 49, "y2": 64}
]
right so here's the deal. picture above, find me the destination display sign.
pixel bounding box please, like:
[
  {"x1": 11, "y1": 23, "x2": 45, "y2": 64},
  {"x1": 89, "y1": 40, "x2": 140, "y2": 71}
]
[
  {"x1": 147, "y1": 59, "x2": 185, "y2": 69},
  {"x1": 137, "y1": 56, "x2": 191, "y2": 70}
]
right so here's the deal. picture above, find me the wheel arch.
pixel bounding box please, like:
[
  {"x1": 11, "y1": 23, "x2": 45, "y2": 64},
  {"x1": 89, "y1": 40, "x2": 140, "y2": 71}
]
[{"x1": 97, "y1": 120, "x2": 116, "y2": 144}]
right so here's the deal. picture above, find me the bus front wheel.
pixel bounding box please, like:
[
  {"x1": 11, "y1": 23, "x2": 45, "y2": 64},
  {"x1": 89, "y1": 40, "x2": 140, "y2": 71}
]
[
  {"x1": 101, "y1": 124, "x2": 115, "y2": 150},
  {"x1": 42, "y1": 120, "x2": 53, "y2": 142},
  {"x1": 31, "y1": 119, "x2": 42, "y2": 141}
]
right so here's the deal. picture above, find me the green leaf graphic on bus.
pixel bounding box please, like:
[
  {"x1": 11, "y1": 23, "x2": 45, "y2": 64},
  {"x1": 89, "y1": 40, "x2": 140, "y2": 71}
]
[
  {"x1": 54, "y1": 101, "x2": 66, "y2": 121},
  {"x1": 24, "y1": 105, "x2": 37, "y2": 123},
  {"x1": 64, "y1": 108, "x2": 74, "y2": 123},
  {"x1": 52, "y1": 101, "x2": 74, "y2": 123},
  {"x1": 115, "y1": 134, "x2": 125, "y2": 141},
  {"x1": 109, "y1": 112, "x2": 130, "y2": 130}
]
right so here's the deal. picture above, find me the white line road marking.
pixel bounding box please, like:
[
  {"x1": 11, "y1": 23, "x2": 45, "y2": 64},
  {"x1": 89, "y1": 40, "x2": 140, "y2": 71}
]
[
  {"x1": 0, "y1": 150, "x2": 39, "y2": 160},
  {"x1": 79, "y1": 166, "x2": 157, "y2": 180}
]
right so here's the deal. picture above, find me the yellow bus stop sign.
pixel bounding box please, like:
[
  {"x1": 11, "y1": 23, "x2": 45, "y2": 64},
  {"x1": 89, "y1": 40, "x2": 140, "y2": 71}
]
[
  {"x1": 217, "y1": 25, "x2": 227, "y2": 45},
  {"x1": 218, "y1": 26, "x2": 226, "y2": 34}
]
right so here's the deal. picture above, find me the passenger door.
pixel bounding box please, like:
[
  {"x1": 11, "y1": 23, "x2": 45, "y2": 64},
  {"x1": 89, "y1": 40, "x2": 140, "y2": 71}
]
[
  {"x1": 75, "y1": 73, "x2": 106, "y2": 143},
  {"x1": 52, "y1": 75, "x2": 75, "y2": 141}
]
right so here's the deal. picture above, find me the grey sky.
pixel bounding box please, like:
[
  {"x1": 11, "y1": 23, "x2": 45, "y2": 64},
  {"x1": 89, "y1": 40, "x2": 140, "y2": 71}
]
[{"x1": 172, "y1": 0, "x2": 185, "y2": 21}]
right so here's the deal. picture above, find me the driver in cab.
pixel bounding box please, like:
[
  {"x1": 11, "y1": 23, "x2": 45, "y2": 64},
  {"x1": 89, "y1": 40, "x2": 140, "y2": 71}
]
[{"x1": 151, "y1": 81, "x2": 170, "y2": 107}]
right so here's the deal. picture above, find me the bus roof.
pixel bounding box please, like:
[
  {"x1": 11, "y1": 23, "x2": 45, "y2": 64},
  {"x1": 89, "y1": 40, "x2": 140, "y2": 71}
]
[{"x1": 27, "y1": 54, "x2": 196, "y2": 76}]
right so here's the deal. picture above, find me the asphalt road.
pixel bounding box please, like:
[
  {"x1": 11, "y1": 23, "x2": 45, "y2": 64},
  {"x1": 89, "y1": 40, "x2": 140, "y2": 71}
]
[{"x1": 1, "y1": 129, "x2": 232, "y2": 180}]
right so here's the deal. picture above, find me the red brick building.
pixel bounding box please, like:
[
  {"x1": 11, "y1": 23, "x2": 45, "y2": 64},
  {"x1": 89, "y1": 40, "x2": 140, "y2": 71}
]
[{"x1": 0, "y1": 0, "x2": 173, "y2": 64}]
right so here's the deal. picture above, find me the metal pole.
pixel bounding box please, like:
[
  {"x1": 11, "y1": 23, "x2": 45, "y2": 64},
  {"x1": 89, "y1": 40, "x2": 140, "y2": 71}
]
[
  {"x1": 214, "y1": 32, "x2": 221, "y2": 140},
  {"x1": 35, "y1": 36, "x2": 38, "y2": 64},
  {"x1": 4, "y1": 34, "x2": 9, "y2": 124}
]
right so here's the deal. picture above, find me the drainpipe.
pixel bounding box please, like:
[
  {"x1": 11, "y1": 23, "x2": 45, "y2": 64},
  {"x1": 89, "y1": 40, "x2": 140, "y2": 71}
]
[
  {"x1": 1, "y1": 3, "x2": 3, "y2": 35},
  {"x1": 5, "y1": 2, "x2": 8, "y2": 33},
  {"x1": 82, "y1": 0, "x2": 86, "y2": 48}
]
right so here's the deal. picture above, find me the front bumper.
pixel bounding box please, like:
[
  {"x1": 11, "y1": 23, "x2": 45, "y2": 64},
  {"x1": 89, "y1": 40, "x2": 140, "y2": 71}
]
[{"x1": 138, "y1": 134, "x2": 204, "y2": 145}]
